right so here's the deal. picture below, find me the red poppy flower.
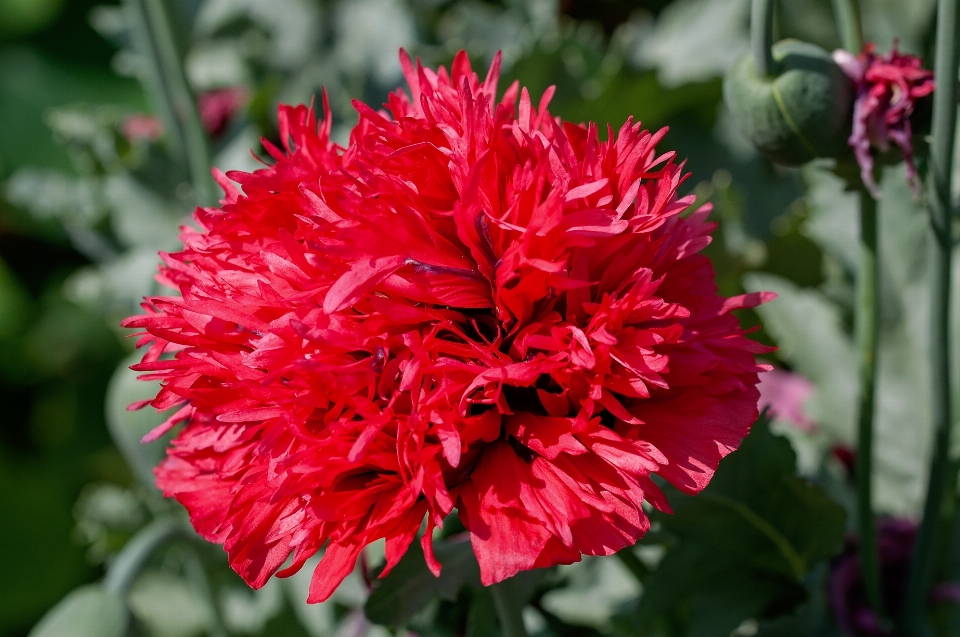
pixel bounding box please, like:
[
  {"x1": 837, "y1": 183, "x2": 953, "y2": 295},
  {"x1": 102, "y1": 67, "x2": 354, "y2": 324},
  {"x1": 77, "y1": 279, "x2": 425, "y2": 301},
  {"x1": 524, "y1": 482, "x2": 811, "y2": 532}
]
[
  {"x1": 833, "y1": 44, "x2": 934, "y2": 198},
  {"x1": 123, "y1": 51, "x2": 772, "y2": 603}
]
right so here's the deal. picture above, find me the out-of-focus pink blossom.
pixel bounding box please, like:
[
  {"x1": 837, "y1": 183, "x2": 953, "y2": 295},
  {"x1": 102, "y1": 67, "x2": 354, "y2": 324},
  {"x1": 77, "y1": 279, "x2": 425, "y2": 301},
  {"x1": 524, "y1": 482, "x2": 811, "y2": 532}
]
[
  {"x1": 122, "y1": 114, "x2": 164, "y2": 142},
  {"x1": 198, "y1": 87, "x2": 249, "y2": 137},
  {"x1": 757, "y1": 369, "x2": 816, "y2": 432},
  {"x1": 833, "y1": 44, "x2": 934, "y2": 198}
]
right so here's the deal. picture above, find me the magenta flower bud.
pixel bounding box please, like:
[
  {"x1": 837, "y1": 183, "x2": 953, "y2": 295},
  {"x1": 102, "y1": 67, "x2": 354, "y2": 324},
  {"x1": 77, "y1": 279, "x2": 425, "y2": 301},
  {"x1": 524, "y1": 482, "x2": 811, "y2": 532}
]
[{"x1": 833, "y1": 43, "x2": 934, "y2": 199}]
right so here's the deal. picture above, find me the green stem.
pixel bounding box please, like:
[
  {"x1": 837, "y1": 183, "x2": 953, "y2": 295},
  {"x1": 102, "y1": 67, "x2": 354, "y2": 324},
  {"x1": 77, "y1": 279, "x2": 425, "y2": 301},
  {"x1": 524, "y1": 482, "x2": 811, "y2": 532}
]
[
  {"x1": 902, "y1": 0, "x2": 960, "y2": 632},
  {"x1": 616, "y1": 548, "x2": 650, "y2": 582},
  {"x1": 855, "y1": 187, "x2": 882, "y2": 615},
  {"x1": 751, "y1": 0, "x2": 776, "y2": 76},
  {"x1": 103, "y1": 518, "x2": 190, "y2": 595},
  {"x1": 489, "y1": 579, "x2": 529, "y2": 637},
  {"x1": 831, "y1": 0, "x2": 864, "y2": 52},
  {"x1": 182, "y1": 544, "x2": 228, "y2": 637},
  {"x1": 126, "y1": 0, "x2": 215, "y2": 206}
]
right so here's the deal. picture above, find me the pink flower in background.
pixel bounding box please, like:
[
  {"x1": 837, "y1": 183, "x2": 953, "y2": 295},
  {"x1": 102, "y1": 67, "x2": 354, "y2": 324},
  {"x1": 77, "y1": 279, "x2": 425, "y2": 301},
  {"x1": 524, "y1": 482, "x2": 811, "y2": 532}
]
[
  {"x1": 757, "y1": 369, "x2": 816, "y2": 432},
  {"x1": 833, "y1": 43, "x2": 934, "y2": 198},
  {"x1": 198, "y1": 86, "x2": 249, "y2": 137},
  {"x1": 122, "y1": 114, "x2": 164, "y2": 142}
]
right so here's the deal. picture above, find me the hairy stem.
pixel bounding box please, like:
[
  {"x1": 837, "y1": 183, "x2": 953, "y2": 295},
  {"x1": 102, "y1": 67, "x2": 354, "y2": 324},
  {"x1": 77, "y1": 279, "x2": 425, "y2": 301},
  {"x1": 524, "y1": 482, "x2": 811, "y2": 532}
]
[
  {"x1": 855, "y1": 187, "x2": 882, "y2": 615},
  {"x1": 831, "y1": 0, "x2": 864, "y2": 52},
  {"x1": 902, "y1": 0, "x2": 960, "y2": 631},
  {"x1": 490, "y1": 579, "x2": 529, "y2": 637},
  {"x1": 751, "y1": 0, "x2": 776, "y2": 76}
]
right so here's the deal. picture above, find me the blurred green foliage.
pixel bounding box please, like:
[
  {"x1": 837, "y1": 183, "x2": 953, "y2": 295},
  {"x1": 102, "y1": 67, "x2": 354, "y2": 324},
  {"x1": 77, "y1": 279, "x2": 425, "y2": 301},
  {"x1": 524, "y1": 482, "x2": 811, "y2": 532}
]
[
  {"x1": 0, "y1": 2, "x2": 141, "y2": 633},
  {"x1": 622, "y1": 418, "x2": 846, "y2": 637}
]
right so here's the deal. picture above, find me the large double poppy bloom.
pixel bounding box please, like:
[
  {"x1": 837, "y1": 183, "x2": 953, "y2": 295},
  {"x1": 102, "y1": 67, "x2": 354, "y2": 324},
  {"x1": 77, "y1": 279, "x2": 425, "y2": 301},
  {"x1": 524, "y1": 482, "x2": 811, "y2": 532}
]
[{"x1": 125, "y1": 51, "x2": 771, "y2": 602}]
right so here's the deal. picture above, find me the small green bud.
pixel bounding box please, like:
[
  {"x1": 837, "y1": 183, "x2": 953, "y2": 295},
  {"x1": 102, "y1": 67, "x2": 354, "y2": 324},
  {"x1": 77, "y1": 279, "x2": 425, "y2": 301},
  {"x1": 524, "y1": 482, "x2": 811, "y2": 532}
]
[{"x1": 724, "y1": 39, "x2": 854, "y2": 165}]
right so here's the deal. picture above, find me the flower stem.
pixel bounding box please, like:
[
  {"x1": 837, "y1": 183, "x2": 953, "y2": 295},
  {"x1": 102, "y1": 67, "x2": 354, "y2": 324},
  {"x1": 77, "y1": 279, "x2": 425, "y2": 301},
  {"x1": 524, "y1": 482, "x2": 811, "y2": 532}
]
[
  {"x1": 832, "y1": 10, "x2": 874, "y2": 620},
  {"x1": 125, "y1": 0, "x2": 215, "y2": 206},
  {"x1": 902, "y1": 0, "x2": 960, "y2": 631},
  {"x1": 831, "y1": 0, "x2": 863, "y2": 52},
  {"x1": 103, "y1": 517, "x2": 190, "y2": 595},
  {"x1": 490, "y1": 579, "x2": 529, "y2": 637},
  {"x1": 751, "y1": 0, "x2": 776, "y2": 76},
  {"x1": 182, "y1": 544, "x2": 228, "y2": 637},
  {"x1": 855, "y1": 186, "x2": 882, "y2": 615}
]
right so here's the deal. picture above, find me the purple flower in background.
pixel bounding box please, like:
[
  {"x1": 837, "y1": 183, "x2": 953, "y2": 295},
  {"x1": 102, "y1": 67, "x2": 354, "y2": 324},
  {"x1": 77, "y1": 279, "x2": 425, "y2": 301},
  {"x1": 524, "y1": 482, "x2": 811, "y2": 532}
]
[
  {"x1": 757, "y1": 369, "x2": 816, "y2": 432},
  {"x1": 830, "y1": 518, "x2": 916, "y2": 636},
  {"x1": 833, "y1": 44, "x2": 934, "y2": 198}
]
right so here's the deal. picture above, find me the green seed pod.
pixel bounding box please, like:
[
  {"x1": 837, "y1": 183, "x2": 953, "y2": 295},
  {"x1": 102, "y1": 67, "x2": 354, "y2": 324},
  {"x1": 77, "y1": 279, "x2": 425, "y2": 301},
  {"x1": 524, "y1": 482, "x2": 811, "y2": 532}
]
[{"x1": 724, "y1": 39, "x2": 854, "y2": 165}]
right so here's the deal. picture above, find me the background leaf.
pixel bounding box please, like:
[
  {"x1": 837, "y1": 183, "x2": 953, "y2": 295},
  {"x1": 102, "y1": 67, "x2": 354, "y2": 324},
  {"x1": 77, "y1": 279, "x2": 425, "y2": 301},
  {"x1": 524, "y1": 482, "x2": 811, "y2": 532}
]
[
  {"x1": 104, "y1": 353, "x2": 175, "y2": 491},
  {"x1": 27, "y1": 585, "x2": 128, "y2": 637},
  {"x1": 365, "y1": 536, "x2": 481, "y2": 628},
  {"x1": 624, "y1": 418, "x2": 846, "y2": 637},
  {"x1": 127, "y1": 572, "x2": 212, "y2": 637}
]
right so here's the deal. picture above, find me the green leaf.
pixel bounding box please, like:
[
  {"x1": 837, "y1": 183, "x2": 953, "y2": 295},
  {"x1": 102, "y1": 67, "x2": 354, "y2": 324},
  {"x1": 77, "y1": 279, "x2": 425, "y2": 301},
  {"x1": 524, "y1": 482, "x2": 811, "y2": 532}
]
[
  {"x1": 0, "y1": 256, "x2": 31, "y2": 337},
  {"x1": 0, "y1": 459, "x2": 92, "y2": 631},
  {"x1": 28, "y1": 585, "x2": 129, "y2": 637},
  {"x1": 752, "y1": 166, "x2": 943, "y2": 518},
  {"x1": 73, "y1": 482, "x2": 147, "y2": 564},
  {"x1": 627, "y1": 418, "x2": 846, "y2": 637},
  {"x1": 0, "y1": 48, "x2": 143, "y2": 174},
  {"x1": 465, "y1": 587, "x2": 500, "y2": 637},
  {"x1": 0, "y1": 0, "x2": 63, "y2": 36},
  {"x1": 220, "y1": 580, "x2": 285, "y2": 635},
  {"x1": 540, "y1": 556, "x2": 639, "y2": 629},
  {"x1": 105, "y1": 353, "x2": 174, "y2": 490},
  {"x1": 365, "y1": 536, "x2": 481, "y2": 628},
  {"x1": 127, "y1": 571, "x2": 212, "y2": 637},
  {"x1": 753, "y1": 568, "x2": 841, "y2": 637},
  {"x1": 742, "y1": 272, "x2": 856, "y2": 441},
  {"x1": 635, "y1": 0, "x2": 748, "y2": 88},
  {"x1": 64, "y1": 248, "x2": 165, "y2": 321},
  {"x1": 103, "y1": 174, "x2": 181, "y2": 251}
]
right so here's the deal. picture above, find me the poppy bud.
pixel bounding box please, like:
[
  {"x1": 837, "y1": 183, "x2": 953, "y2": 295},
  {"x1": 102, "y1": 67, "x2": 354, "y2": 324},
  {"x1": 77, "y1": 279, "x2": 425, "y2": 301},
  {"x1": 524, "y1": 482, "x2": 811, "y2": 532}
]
[{"x1": 724, "y1": 39, "x2": 854, "y2": 165}]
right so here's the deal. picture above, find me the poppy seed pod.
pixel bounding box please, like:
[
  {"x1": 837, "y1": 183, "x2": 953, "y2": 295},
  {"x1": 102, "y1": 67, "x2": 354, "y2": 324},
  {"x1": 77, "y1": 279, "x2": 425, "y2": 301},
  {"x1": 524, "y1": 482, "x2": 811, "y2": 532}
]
[{"x1": 725, "y1": 39, "x2": 854, "y2": 165}]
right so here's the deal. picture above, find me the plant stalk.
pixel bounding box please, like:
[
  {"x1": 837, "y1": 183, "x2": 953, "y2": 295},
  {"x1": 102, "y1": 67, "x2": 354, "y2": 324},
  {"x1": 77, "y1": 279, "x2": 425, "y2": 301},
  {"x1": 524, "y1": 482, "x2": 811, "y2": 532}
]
[
  {"x1": 182, "y1": 544, "x2": 228, "y2": 637},
  {"x1": 831, "y1": 0, "x2": 864, "y2": 52},
  {"x1": 902, "y1": 0, "x2": 960, "y2": 631},
  {"x1": 490, "y1": 579, "x2": 529, "y2": 637},
  {"x1": 855, "y1": 187, "x2": 882, "y2": 615},
  {"x1": 103, "y1": 518, "x2": 190, "y2": 595},
  {"x1": 126, "y1": 0, "x2": 215, "y2": 206},
  {"x1": 751, "y1": 0, "x2": 776, "y2": 76}
]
